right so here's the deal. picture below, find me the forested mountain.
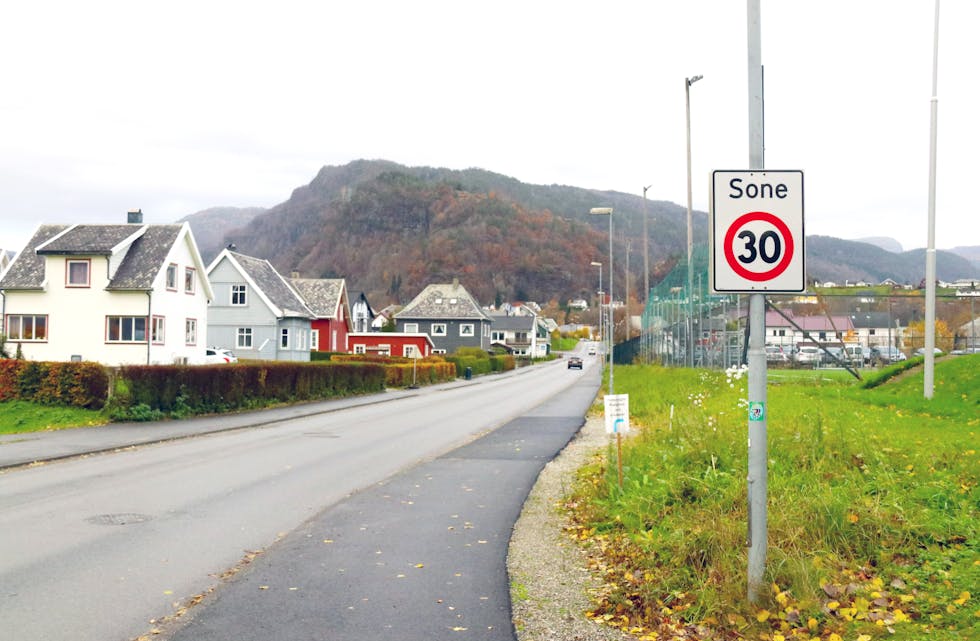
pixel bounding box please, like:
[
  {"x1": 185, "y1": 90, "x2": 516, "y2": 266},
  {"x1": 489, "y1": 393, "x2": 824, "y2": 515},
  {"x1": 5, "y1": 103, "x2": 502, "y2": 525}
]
[{"x1": 183, "y1": 160, "x2": 977, "y2": 307}]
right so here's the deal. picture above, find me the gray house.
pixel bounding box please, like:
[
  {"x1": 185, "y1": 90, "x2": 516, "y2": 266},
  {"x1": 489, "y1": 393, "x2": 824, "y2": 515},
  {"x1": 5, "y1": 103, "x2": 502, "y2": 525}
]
[
  {"x1": 206, "y1": 249, "x2": 314, "y2": 361},
  {"x1": 394, "y1": 279, "x2": 491, "y2": 354},
  {"x1": 488, "y1": 312, "x2": 550, "y2": 357}
]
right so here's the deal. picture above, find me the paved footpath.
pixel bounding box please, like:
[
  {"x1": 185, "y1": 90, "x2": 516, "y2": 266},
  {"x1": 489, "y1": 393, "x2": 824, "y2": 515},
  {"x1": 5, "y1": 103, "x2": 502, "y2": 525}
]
[{"x1": 161, "y1": 372, "x2": 601, "y2": 641}]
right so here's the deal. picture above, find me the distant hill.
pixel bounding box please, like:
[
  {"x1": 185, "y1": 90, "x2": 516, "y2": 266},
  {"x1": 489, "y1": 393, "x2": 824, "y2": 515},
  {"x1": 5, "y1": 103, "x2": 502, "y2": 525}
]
[
  {"x1": 177, "y1": 206, "x2": 266, "y2": 264},
  {"x1": 856, "y1": 236, "x2": 904, "y2": 253},
  {"x1": 179, "y1": 160, "x2": 977, "y2": 305},
  {"x1": 948, "y1": 245, "x2": 980, "y2": 271}
]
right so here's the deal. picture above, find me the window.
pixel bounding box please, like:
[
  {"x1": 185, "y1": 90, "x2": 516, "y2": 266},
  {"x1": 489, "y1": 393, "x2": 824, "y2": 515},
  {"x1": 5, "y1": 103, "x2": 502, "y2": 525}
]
[
  {"x1": 311, "y1": 329, "x2": 320, "y2": 351},
  {"x1": 237, "y1": 327, "x2": 253, "y2": 349},
  {"x1": 431, "y1": 323, "x2": 447, "y2": 336},
  {"x1": 185, "y1": 318, "x2": 197, "y2": 345},
  {"x1": 6, "y1": 314, "x2": 47, "y2": 341},
  {"x1": 231, "y1": 284, "x2": 247, "y2": 306},
  {"x1": 66, "y1": 259, "x2": 90, "y2": 287},
  {"x1": 433, "y1": 349, "x2": 446, "y2": 355},
  {"x1": 459, "y1": 324, "x2": 474, "y2": 337},
  {"x1": 184, "y1": 267, "x2": 196, "y2": 294},
  {"x1": 354, "y1": 344, "x2": 366, "y2": 354},
  {"x1": 491, "y1": 331, "x2": 505, "y2": 342},
  {"x1": 166, "y1": 263, "x2": 178, "y2": 290},
  {"x1": 107, "y1": 316, "x2": 147, "y2": 343},
  {"x1": 403, "y1": 344, "x2": 420, "y2": 358},
  {"x1": 280, "y1": 328, "x2": 289, "y2": 349},
  {"x1": 151, "y1": 316, "x2": 165, "y2": 344},
  {"x1": 298, "y1": 330, "x2": 306, "y2": 350},
  {"x1": 404, "y1": 322, "x2": 418, "y2": 333},
  {"x1": 377, "y1": 344, "x2": 391, "y2": 357}
]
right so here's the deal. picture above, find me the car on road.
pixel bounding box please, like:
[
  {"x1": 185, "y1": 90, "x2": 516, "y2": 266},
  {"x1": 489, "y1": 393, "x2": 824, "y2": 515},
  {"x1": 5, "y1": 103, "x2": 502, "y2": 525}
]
[
  {"x1": 567, "y1": 356, "x2": 583, "y2": 369},
  {"x1": 587, "y1": 345, "x2": 597, "y2": 355},
  {"x1": 203, "y1": 347, "x2": 238, "y2": 364}
]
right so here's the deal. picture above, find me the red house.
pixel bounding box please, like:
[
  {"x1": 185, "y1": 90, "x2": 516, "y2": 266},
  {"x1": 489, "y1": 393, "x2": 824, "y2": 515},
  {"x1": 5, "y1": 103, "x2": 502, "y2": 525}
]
[
  {"x1": 290, "y1": 278, "x2": 350, "y2": 353},
  {"x1": 347, "y1": 332, "x2": 434, "y2": 358}
]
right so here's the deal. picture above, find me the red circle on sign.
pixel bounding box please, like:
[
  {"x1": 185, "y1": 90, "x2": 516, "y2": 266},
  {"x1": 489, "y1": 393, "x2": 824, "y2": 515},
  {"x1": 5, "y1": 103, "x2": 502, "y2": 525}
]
[{"x1": 723, "y1": 211, "x2": 795, "y2": 282}]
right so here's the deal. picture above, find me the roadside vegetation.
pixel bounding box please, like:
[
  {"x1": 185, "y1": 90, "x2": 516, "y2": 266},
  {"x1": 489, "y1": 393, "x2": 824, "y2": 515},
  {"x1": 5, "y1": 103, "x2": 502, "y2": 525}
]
[
  {"x1": 567, "y1": 356, "x2": 978, "y2": 640},
  {"x1": 0, "y1": 399, "x2": 108, "y2": 434}
]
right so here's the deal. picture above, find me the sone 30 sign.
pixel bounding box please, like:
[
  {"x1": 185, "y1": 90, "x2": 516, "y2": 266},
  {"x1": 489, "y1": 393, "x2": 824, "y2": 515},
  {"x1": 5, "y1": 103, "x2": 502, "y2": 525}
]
[{"x1": 710, "y1": 170, "x2": 805, "y2": 293}]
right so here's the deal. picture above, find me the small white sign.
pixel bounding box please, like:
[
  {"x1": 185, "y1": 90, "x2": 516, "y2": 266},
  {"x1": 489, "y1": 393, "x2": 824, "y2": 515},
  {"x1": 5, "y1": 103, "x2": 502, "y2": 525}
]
[
  {"x1": 710, "y1": 170, "x2": 805, "y2": 293},
  {"x1": 604, "y1": 394, "x2": 630, "y2": 434}
]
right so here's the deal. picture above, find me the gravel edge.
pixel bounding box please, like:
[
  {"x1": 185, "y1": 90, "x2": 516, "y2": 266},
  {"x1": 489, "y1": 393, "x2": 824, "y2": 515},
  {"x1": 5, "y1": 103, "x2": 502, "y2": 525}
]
[{"x1": 507, "y1": 415, "x2": 632, "y2": 641}]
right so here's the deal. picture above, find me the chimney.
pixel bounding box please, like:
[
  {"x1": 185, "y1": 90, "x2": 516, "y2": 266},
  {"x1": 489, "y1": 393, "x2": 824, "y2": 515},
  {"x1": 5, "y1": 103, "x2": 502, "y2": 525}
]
[
  {"x1": 291, "y1": 270, "x2": 301, "y2": 279},
  {"x1": 127, "y1": 208, "x2": 143, "y2": 224},
  {"x1": 452, "y1": 277, "x2": 459, "y2": 289}
]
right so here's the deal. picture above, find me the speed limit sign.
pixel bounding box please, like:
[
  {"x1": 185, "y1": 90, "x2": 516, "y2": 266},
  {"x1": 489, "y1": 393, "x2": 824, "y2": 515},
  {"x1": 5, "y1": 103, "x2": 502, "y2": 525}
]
[{"x1": 710, "y1": 170, "x2": 805, "y2": 293}]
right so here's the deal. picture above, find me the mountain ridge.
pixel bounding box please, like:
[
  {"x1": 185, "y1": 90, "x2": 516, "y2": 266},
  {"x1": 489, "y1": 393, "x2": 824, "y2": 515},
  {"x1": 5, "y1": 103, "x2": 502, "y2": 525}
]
[{"x1": 180, "y1": 160, "x2": 978, "y2": 305}]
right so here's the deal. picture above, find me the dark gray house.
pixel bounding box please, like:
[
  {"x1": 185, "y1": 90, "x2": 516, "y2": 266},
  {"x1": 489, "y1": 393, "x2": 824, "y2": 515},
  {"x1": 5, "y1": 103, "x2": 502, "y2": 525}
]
[{"x1": 394, "y1": 279, "x2": 491, "y2": 354}]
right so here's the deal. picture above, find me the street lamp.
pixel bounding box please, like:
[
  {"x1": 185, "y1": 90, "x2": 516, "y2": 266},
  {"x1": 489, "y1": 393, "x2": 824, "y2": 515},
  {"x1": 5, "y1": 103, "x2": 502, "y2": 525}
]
[
  {"x1": 590, "y1": 261, "x2": 602, "y2": 344},
  {"x1": 685, "y1": 74, "x2": 703, "y2": 368},
  {"x1": 591, "y1": 207, "x2": 614, "y2": 394}
]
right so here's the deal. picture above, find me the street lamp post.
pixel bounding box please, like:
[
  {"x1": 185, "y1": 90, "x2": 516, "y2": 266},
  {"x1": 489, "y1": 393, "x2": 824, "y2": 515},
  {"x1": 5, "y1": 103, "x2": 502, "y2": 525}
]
[
  {"x1": 685, "y1": 74, "x2": 703, "y2": 368},
  {"x1": 591, "y1": 207, "x2": 614, "y2": 394},
  {"x1": 591, "y1": 261, "x2": 602, "y2": 344}
]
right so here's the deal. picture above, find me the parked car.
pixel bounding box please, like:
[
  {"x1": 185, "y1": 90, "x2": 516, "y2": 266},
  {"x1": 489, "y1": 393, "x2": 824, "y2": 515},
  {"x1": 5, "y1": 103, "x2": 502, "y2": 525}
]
[
  {"x1": 567, "y1": 356, "x2": 583, "y2": 369},
  {"x1": 765, "y1": 345, "x2": 789, "y2": 363},
  {"x1": 203, "y1": 347, "x2": 238, "y2": 364},
  {"x1": 870, "y1": 346, "x2": 907, "y2": 364},
  {"x1": 794, "y1": 346, "x2": 821, "y2": 366},
  {"x1": 913, "y1": 347, "x2": 944, "y2": 357}
]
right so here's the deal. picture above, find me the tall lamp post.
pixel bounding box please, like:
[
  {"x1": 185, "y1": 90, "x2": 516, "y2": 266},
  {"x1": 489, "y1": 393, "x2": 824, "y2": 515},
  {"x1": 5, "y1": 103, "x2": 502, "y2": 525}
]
[
  {"x1": 591, "y1": 261, "x2": 603, "y2": 344},
  {"x1": 685, "y1": 74, "x2": 703, "y2": 368},
  {"x1": 591, "y1": 207, "x2": 614, "y2": 394}
]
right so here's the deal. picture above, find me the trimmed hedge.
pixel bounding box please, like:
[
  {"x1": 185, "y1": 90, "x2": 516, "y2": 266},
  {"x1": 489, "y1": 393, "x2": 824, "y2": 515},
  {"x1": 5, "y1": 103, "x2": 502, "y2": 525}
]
[
  {"x1": 0, "y1": 360, "x2": 109, "y2": 409},
  {"x1": 112, "y1": 361, "x2": 386, "y2": 417}
]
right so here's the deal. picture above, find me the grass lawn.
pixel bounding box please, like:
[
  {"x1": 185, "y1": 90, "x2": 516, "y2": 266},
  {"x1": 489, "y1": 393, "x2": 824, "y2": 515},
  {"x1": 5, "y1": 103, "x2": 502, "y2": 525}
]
[
  {"x1": 0, "y1": 400, "x2": 108, "y2": 434},
  {"x1": 570, "y1": 356, "x2": 978, "y2": 640}
]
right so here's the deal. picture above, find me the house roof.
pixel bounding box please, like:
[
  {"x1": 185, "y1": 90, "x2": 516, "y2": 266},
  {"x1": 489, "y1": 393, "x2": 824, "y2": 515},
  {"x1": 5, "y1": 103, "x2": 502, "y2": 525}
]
[
  {"x1": 396, "y1": 280, "x2": 490, "y2": 321},
  {"x1": 849, "y1": 312, "x2": 894, "y2": 329},
  {"x1": 107, "y1": 225, "x2": 184, "y2": 290},
  {"x1": 765, "y1": 310, "x2": 855, "y2": 332},
  {"x1": 488, "y1": 313, "x2": 535, "y2": 331},
  {"x1": 290, "y1": 278, "x2": 346, "y2": 319},
  {"x1": 36, "y1": 224, "x2": 145, "y2": 255},
  {"x1": 0, "y1": 224, "x2": 71, "y2": 289},
  {"x1": 220, "y1": 251, "x2": 314, "y2": 319},
  {"x1": 0, "y1": 223, "x2": 205, "y2": 294}
]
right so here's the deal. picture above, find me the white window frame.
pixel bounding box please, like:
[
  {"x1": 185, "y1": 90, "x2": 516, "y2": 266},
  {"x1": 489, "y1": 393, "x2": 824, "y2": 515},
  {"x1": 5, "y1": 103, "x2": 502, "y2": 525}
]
[
  {"x1": 151, "y1": 316, "x2": 165, "y2": 344},
  {"x1": 491, "y1": 331, "x2": 505, "y2": 342},
  {"x1": 66, "y1": 259, "x2": 90, "y2": 288},
  {"x1": 107, "y1": 316, "x2": 147, "y2": 343},
  {"x1": 403, "y1": 344, "x2": 420, "y2": 358},
  {"x1": 459, "y1": 323, "x2": 474, "y2": 337},
  {"x1": 237, "y1": 327, "x2": 253, "y2": 349},
  {"x1": 280, "y1": 328, "x2": 290, "y2": 349},
  {"x1": 404, "y1": 322, "x2": 419, "y2": 333},
  {"x1": 431, "y1": 323, "x2": 447, "y2": 336},
  {"x1": 353, "y1": 344, "x2": 366, "y2": 354},
  {"x1": 311, "y1": 329, "x2": 320, "y2": 351},
  {"x1": 184, "y1": 267, "x2": 196, "y2": 294},
  {"x1": 231, "y1": 284, "x2": 247, "y2": 306},
  {"x1": 377, "y1": 344, "x2": 391, "y2": 357},
  {"x1": 5, "y1": 314, "x2": 48, "y2": 341},
  {"x1": 185, "y1": 318, "x2": 197, "y2": 345},
  {"x1": 166, "y1": 263, "x2": 178, "y2": 291}
]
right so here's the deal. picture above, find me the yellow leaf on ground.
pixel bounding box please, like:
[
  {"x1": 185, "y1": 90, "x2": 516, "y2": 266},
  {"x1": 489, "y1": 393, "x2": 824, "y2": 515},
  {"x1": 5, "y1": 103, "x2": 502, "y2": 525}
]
[{"x1": 756, "y1": 609, "x2": 771, "y2": 622}]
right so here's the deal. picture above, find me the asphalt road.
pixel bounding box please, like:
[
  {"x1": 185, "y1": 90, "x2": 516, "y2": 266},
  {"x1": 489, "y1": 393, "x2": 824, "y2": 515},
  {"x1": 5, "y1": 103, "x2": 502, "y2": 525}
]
[{"x1": 0, "y1": 351, "x2": 602, "y2": 641}]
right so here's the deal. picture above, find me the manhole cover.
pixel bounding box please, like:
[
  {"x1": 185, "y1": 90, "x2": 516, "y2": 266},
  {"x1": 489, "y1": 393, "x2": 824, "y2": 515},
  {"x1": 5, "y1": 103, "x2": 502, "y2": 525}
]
[{"x1": 86, "y1": 513, "x2": 152, "y2": 526}]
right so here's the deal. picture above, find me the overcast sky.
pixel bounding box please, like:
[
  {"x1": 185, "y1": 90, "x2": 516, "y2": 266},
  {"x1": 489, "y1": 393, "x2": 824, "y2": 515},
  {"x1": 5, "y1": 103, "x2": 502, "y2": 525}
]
[{"x1": 1, "y1": 1, "x2": 976, "y2": 256}]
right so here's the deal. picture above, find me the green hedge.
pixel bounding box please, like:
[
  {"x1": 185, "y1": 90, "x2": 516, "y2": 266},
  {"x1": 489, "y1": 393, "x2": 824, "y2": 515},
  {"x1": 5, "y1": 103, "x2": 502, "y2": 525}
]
[
  {"x1": 0, "y1": 359, "x2": 109, "y2": 409},
  {"x1": 112, "y1": 361, "x2": 385, "y2": 419}
]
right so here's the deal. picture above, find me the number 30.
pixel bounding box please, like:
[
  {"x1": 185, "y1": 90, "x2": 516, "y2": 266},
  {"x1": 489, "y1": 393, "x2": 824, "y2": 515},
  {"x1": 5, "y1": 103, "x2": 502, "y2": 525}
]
[{"x1": 736, "y1": 230, "x2": 782, "y2": 265}]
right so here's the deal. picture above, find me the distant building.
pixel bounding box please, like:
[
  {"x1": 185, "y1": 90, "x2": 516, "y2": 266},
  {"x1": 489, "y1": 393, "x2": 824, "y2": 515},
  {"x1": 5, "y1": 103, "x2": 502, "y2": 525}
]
[{"x1": 394, "y1": 279, "x2": 491, "y2": 354}]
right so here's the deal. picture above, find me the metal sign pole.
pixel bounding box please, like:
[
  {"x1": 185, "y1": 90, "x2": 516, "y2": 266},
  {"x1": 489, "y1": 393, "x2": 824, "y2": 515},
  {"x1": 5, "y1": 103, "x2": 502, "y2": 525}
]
[{"x1": 746, "y1": 0, "x2": 768, "y2": 604}]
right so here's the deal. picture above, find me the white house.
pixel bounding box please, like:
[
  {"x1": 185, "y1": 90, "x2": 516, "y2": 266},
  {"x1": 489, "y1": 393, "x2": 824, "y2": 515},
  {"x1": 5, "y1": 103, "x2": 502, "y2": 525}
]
[{"x1": 0, "y1": 220, "x2": 213, "y2": 365}]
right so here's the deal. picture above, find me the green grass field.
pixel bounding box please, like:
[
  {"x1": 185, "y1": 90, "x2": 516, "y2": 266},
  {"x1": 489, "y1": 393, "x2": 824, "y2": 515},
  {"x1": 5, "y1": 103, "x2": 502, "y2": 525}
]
[
  {"x1": 0, "y1": 400, "x2": 108, "y2": 434},
  {"x1": 569, "y1": 356, "x2": 978, "y2": 640}
]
